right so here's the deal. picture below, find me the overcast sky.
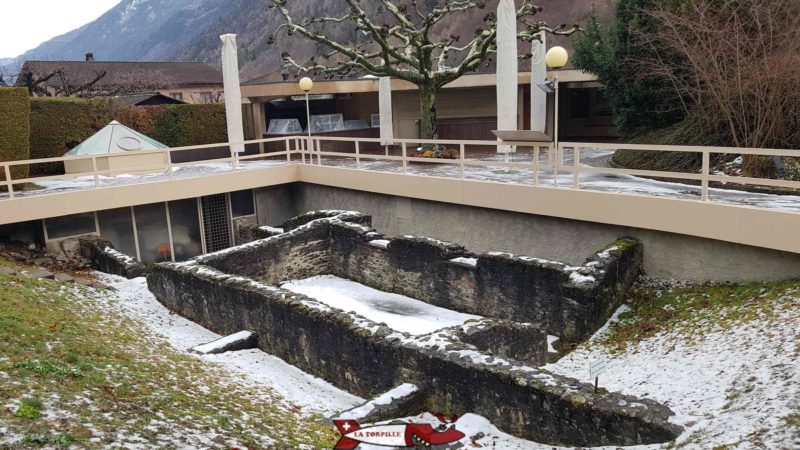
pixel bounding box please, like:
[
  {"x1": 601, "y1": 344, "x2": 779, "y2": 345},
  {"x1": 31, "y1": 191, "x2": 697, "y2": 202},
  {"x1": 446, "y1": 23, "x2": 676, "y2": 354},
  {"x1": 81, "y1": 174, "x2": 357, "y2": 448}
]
[{"x1": 1, "y1": 0, "x2": 120, "y2": 59}]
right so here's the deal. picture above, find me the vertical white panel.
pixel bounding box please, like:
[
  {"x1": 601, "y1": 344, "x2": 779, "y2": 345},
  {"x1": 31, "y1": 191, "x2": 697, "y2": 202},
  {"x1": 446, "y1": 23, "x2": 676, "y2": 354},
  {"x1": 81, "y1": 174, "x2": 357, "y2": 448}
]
[
  {"x1": 496, "y1": 0, "x2": 518, "y2": 153},
  {"x1": 379, "y1": 77, "x2": 395, "y2": 145},
  {"x1": 530, "y1": 32, "x2": 547, "y2": 133},
  {"x1": 221, "y1": 34, "x2": 245, "y2": 154}
]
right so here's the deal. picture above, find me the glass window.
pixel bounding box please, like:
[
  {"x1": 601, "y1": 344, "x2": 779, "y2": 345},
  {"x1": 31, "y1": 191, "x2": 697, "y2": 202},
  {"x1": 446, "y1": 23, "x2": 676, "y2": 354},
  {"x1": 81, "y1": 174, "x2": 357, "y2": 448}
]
[
  {"x1": 168, "y1": 199, "x2": 203, "y2": 261},
  {"x1": 134, "y1": 203, "x2": 171, "y2": 264},
  {"x1": 230, "y1": 190, "x2": 255, "y2": 217},
  {"x1": 569, "y1": 89, "x2": 591, "y2": 119},
  {"x1": 45, "y1": 212, "x2": 97, "y2": 240},
  {"x1": 98, "y1": 208, "x2": 137, "y2": 258},
  {"x1": 267, "y1": 118, "x2": 303, "y2": 135},
  {"x1": 308, "y1": 114, "x2": 345, "y2": 133}
]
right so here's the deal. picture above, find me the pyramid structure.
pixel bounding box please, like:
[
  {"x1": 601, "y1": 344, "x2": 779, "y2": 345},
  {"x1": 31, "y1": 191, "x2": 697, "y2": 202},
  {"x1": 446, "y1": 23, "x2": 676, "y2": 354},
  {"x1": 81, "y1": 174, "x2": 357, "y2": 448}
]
[{"x1": 65, "y1": 121, "x2": 167, "y2": 156}]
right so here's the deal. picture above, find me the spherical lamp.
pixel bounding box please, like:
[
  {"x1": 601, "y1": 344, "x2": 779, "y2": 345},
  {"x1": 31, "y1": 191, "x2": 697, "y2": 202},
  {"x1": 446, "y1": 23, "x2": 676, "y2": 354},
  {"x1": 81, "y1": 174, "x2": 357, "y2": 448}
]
[
  {"x1": 545, "y1": 46, "x2": 569, "y2": 69},
  {"x1": 298, "y1": 77, "x2": 314, "y2": 92}
]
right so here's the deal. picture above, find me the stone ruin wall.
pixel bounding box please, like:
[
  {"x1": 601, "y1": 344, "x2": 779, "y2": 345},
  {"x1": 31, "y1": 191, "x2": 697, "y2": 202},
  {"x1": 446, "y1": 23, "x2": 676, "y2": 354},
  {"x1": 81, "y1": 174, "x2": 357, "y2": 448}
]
[
  {"x1": 147, "y1": 259, "x2": 680, "y2": 447},
  {"x1": 207, "y1": 210, "x2": 643, "y2": 343},
  {"x1": 145, "y1": 211, "x2": 680, "y2": 446}
]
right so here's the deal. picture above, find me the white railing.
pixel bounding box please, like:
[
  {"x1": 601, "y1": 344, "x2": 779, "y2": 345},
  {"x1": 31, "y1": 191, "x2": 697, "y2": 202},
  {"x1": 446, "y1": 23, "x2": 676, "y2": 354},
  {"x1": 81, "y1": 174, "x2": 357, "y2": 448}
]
[{"x1": 2, "y1": 135, "x2": 799, "y2": 212}]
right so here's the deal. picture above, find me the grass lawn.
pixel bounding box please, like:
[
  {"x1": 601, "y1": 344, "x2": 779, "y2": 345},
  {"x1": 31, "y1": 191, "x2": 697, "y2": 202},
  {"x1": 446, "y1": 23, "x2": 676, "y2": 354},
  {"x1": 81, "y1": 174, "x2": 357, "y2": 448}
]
[
  {"x1": 0, "y1": 260, "x2": 338, "y2": 449},
  {"x1": 601, "y1": 278, "x2": 800, "y2": 352}
]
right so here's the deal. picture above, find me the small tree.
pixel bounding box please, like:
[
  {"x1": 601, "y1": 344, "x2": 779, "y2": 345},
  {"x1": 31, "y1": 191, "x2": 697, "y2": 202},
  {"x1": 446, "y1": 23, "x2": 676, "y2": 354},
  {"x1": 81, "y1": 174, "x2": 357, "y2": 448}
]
[
  {"x1": 572, "y1": 0, "x2": 686, "y2": 136},
  {"x1": 639, "y1": 0, "x2": 800, "y2": 176},
  {"x1": 268, "y1": 0, "x2": 577, "y2": 139}
]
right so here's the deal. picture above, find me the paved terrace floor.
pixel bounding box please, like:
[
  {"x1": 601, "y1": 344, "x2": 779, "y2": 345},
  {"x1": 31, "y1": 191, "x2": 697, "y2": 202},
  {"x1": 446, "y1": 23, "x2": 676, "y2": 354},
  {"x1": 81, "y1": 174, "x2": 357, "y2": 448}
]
[{"x1": 3, "y1": 149, "x2": 799, "y2": 212}]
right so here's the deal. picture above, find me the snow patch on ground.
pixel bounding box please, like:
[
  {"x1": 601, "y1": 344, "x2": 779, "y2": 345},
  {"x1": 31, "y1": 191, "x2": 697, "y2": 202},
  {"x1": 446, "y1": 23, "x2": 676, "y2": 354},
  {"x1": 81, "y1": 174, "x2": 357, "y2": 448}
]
[
  {"x1": 281, "y1": 275, "x2": 482, "y2": 335},
  {"x1": 95, "y1": 275, "x2": 362, "y2": 415},
  {"x1": 336, "y1": 383, "x2": 419, "y2": 420},
  {"x1": 546, "y1": 302, "x2": 800, "y2": 450},
  {"x1": 547, "y1": 335, "x2": 560, "y2": 353},
  {"x1": 192, "y1": 330, "x2": 254, "y2": 355}
]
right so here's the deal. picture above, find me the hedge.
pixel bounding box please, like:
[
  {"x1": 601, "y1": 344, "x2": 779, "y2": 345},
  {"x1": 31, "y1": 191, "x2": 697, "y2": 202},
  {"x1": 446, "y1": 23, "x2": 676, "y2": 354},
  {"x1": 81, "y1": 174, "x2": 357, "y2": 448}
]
[
  {"x1": 0, "y1": 88, "x2": 30, "y2": 181},
  {"x1": 28, "y1": 99, "x2": 228, "y2": 176},
  {"x1": 29, "y1": 97, "x2": 119, "y2": 175}
]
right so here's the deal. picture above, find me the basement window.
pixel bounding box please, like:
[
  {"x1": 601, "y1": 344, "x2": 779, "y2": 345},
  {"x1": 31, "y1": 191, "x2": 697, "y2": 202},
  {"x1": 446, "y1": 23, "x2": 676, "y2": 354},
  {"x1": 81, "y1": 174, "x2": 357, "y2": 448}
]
[
  {"x1": 230, "y1": 190, "x2": 255, "y2": 218},
  {"x1": 97, "y1": 208, "x2": 137, "y2": 258},
  {"x1": 45, "y1": 212, "x2": 97, "y2": 240},
  {"x1": 134, "y1": 203, "x2": 171, "y2": 264}
]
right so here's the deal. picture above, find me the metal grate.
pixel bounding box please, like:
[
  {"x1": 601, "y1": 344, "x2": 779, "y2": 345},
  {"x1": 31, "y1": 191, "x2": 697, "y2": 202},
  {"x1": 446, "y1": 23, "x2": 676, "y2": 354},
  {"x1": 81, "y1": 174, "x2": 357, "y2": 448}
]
[{"x1": 201, "y1": 194, "x2": 232, "y2": 253}]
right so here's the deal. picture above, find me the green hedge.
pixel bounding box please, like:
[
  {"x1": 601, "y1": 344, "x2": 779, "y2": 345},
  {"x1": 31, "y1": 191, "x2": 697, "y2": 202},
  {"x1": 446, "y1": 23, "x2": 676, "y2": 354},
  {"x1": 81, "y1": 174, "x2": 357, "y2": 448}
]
[
  {"x1": 28, "y1": 99, "x2": 228, "y2": 176},
  {"x1": 0, "y1": 88, "x2": 30, "y2": 181},
  {"x1": 29, "y1": 97, "x2": 118, "y2": 176},
  {"x1": 149, "y1": 104, "x2": 228, "y2": 147}
]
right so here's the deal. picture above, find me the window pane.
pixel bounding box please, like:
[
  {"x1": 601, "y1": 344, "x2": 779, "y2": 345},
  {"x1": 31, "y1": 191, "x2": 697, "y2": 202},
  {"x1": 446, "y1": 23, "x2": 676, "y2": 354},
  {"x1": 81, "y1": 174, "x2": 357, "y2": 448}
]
[
  {"x1": 569, "y1": 89, "x2": 590, "y2": 119},
  {"x1": 98, "y1": 208, "x2": 137, "y2": 258},
  {"x1": 169, "y1": 199, "x2": 203, "y2": 261},
  {"x1": 230, "y1": 190, "x2": 255, "y2": 217},
  {"x1": 134, "y1": 203, "x2": 171, "y2": 264},
  {"x1": 45, "y1": 212, "x2": 96, "y2": 240}
]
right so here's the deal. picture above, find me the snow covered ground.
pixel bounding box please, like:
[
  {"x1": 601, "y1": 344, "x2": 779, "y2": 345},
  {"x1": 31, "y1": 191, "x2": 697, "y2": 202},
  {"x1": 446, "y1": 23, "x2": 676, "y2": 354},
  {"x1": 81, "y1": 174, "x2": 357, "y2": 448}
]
[
  {"x1": 4, "y1": 149, "x2": 799, "y2": 212},
  {"x1": 545, "y1": 302, "x2": 800, "y2": 450},
  {"x1": 88, "y1": 274, "x2": 799, "y2": 450},
  {"x1": 281, "y1": 275, "x2": 482, "y2": 335},
  {"x1": 95, "y1": 275, "x2": 362, "y2": 415}
]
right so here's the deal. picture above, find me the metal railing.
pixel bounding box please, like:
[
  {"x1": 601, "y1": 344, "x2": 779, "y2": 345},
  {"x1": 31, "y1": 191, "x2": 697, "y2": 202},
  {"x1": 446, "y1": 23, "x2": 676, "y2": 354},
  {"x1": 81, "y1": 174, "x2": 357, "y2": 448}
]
[{"x1": 2, "y1": 135, "x2": 799, "y2": 212}]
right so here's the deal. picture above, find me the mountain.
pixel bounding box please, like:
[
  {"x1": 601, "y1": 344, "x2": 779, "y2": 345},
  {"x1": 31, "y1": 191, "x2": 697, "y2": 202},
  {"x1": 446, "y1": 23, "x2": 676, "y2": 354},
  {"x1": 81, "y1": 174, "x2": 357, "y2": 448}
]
[{"x1": 10, "y1": 0, "x2": 616, "y2": 82}]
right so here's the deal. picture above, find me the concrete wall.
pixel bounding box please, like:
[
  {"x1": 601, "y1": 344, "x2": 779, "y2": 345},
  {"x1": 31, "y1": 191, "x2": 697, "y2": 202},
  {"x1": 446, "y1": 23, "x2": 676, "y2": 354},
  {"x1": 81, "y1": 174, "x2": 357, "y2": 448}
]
[
  {"x1": 283, "y1": 183, "x2": 800, "y2": 282},
  {"x1": 254, "y1": 184, "x2": 299, "y2": 227}
]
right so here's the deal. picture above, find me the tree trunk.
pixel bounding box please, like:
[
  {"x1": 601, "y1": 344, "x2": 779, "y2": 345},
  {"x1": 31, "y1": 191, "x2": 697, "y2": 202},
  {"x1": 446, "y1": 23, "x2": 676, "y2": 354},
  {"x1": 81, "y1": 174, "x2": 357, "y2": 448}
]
[{"x1": 419, "y1": 84, "x2": 437, "y2": 140}]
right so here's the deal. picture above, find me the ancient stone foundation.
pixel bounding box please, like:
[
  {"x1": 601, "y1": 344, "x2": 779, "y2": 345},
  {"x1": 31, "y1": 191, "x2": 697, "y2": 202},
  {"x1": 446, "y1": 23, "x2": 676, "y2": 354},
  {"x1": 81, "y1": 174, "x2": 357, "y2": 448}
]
[
  {"x1": 147, "y1": 210, "x2": 681, "y2": 446},
  {"x1": 79, "y1": 237, "x2": 148, "y2": 279}
]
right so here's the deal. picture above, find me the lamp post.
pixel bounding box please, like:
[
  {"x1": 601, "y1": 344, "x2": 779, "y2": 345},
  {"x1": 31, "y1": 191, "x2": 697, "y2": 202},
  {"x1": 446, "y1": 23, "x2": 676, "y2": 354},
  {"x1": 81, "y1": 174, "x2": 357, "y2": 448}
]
[
  {"x1": 545, "y1": 46, "x2": 568, "y2": 152},
  {"x1": 299, "y1": 77, "x2": 314, "y2": 162}
]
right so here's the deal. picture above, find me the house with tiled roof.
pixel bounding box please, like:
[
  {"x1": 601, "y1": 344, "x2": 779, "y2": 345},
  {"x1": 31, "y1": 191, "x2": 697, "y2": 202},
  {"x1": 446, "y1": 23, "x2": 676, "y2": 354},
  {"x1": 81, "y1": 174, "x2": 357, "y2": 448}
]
[{"x1": 16, "y1": 53, "x2": 223, "y2": 104}]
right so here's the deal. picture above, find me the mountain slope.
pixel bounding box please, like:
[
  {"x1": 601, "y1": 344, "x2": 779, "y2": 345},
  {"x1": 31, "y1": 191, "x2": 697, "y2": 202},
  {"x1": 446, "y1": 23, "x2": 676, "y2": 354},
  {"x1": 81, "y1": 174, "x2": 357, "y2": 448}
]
[{"x1": 12, "y1": 0, "x2": 616, "y2": 82}]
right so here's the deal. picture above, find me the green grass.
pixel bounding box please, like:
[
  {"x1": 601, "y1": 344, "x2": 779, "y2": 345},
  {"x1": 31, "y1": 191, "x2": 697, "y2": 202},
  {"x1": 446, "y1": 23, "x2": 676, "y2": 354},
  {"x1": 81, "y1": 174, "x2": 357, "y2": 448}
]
[
  {"x1": 601, "y1": 279, "x2": 800, "y2": 352},
  {"x1": 0, "y1": 269, "x2": 339, "y2": 449}
]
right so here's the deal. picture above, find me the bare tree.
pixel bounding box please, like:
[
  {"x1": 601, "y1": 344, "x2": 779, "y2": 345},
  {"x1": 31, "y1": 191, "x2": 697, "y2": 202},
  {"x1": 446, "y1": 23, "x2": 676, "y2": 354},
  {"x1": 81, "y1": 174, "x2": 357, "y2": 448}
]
[
  {"x1": 636, "y1": 0, "x2": 800, "y2": 176},
  {"x1": 268, "y1": 0, "x2": 577, "y2": 139},
  {"x1": 20, "y1": 66, "x2": 175, "y2": 99}
]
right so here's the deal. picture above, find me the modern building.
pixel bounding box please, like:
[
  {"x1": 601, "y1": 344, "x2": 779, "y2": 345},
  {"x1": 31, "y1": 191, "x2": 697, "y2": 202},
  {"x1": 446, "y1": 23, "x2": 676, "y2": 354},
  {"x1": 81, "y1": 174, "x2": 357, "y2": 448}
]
[
  {"x1": 16, "y1": 55, "x2": 224, "y2": 104},
  {"x1": 240, "y1": 70, "x2": 617, "y2": 145}
]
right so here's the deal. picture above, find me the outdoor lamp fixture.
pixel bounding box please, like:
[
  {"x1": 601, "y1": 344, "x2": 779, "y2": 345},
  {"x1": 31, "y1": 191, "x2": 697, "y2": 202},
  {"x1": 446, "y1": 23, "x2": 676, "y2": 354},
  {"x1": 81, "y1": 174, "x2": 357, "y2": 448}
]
[
  {"x1": 545, "y1": 46, "x2": 569, "y2": 70},
  {"x1": 299, "y1": 76, "x2": 315, "y2": 162},
  {"x1": 536, "y1": 46, "x2": 568, "y2": 151},
  {"x1": 299, "y1": 77, "x2": 314, "y2": 139}
]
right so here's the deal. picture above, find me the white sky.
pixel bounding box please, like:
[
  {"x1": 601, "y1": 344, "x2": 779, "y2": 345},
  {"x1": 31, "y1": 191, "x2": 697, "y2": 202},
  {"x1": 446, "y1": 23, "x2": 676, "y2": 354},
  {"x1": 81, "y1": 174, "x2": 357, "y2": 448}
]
[{"x1": 0, "y1": 0, "x2": 121, "y2": 59}]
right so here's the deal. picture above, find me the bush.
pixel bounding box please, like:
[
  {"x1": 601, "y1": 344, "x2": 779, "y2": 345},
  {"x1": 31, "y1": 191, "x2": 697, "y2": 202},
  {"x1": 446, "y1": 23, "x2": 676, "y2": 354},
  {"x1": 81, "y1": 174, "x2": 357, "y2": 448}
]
[
  {"x1": 149, "y1": 104, "x2": 227, "y2": 147},
  {"x1": 29, "y1": 99, "x2": 228, "y2": 175},
  {"x1": 0, "y1": 87, "x2": 31, "y2": 181},
  {"x1": 29, "y1": 97, "x2": 118, "y2": 176}
]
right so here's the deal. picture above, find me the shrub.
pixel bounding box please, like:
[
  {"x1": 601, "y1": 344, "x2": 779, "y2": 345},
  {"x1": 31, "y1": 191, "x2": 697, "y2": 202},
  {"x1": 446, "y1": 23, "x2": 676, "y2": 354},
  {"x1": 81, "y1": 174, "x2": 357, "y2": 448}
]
[
  {"x1": 29, "y1": 97, "x2": 118, "y2": 176},
  {"x1": 0, "y1": 87, "x2": 31, "y2": 181},
  {"x1": 149, "y1": 103, "x2": 227, "y2": 147}
]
